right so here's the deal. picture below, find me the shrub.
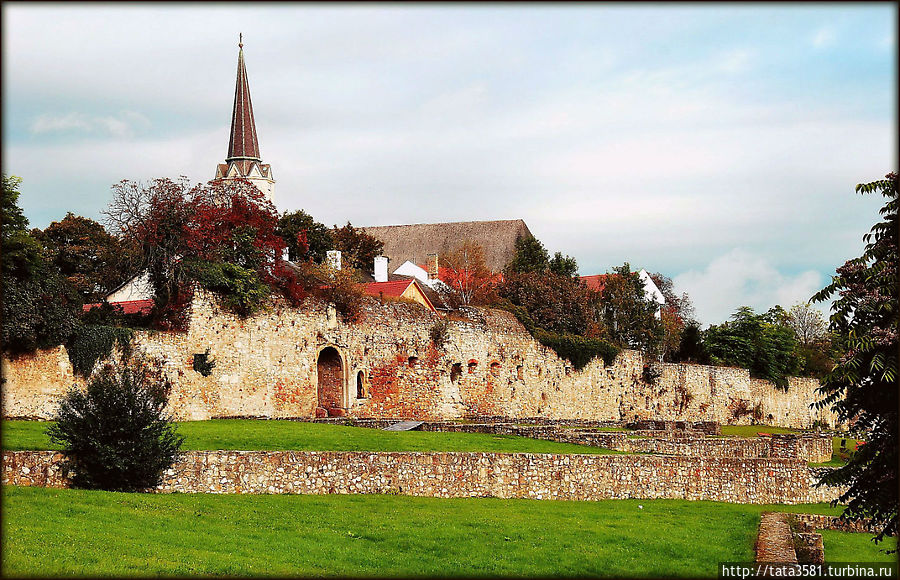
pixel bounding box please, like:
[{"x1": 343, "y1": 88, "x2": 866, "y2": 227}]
[
  {"x1": 66, "y1": 324, "x2": 134, "y2": 378},
  {"x1": 430, "y1": 319, "x2": 450, "y2": 349},
  {"x1": 311, "y1": 263, "x2": 365, "y2": 322},
  {"x1": 192, "y1": 348, "x2": 215, "y2": 377},
  {"x1": 188, "y1": 259, "x2": 270, "y2": 316},
  {"x1": 533, "y1": 329, "x2": 619, "y2": 370},
  {"x1": 47, "y1": 359, "x2": 183, "y2": 492}
]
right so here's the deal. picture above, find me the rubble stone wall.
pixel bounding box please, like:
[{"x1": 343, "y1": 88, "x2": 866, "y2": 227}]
[
  {"x1": 2, "y1": 450, "x2": 842, "y2": 504},
  {"x1": 2, "y1": 291, "x2": 838, "y2": 428}
]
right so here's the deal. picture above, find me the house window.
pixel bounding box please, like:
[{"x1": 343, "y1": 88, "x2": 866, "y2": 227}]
[
  {"x1": 490, "y1": 362, "x2": 501, "y2": 377},
  {"x1": 356, "y1": 371, "x2": 367, "y2": 399},
  {"x1": 467, "y1": 360, "x2": 478, "y2": 374},
  {"x1": 408, "y1": 356, "x2": 418, "y2": 368},
  {"x1": 516, "y1": 365, "x2": 524, "y2": 381},
  {"x1": 450, "y1": 363, "x2": 462, "y2": 383}
]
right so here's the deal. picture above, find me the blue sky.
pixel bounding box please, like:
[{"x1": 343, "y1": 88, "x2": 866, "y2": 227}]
[{"x1": 3, "y1": 4, "x2": 896, "y2": 325}]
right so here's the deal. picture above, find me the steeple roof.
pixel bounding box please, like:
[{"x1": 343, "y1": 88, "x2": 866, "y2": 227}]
[{"x1": 226, "y1": 36, "x2": 261, "y2": 162}]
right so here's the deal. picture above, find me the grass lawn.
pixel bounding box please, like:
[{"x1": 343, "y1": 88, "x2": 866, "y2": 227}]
[
  {"x1": 1, "y1": 419, "x2": 619, "y2": 455},
  {"x1": 1, "y1": 485, "x2": 847, "y2": 578},
  {"x1": 821, "y1": 529, "x2": 897, "y2": 563}
]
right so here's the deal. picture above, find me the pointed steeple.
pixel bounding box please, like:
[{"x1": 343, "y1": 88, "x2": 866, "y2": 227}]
[
  {"x1": 226, "y1": 34, "x2": 261, "y2": 162},
  {"x1": 215, "y1": 34, "x2": 275, "y2": 202}
]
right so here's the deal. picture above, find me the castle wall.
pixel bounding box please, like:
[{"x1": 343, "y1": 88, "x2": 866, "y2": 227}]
[
  {"x1": 1, "y1": 346, "x2": 75, "y2": 419},
  {"x1": 1, "y1": 291, "x2": 838, "y2": 428},
  {"x1": 2, "y1": 450, "x2": 842, "y2": 505}
]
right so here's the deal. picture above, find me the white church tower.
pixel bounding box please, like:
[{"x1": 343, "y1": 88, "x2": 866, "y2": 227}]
[{"x1": 214, "y1": 36, "x2": 275, "y2": 201}]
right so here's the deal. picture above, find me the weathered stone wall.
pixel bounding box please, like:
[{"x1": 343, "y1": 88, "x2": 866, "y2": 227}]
[
  {"x1": 416, "y1": 423, "x2": 831, "y2": 462},
  {"x1": 1, "y1": 346, "x2": 75, "y2": 419},
  {"x1": 1, "y1": 291, "x2": 839, "y2": 428},
  {"x1": 2, "y1": 450, "x2": 843, "y2": 505}
]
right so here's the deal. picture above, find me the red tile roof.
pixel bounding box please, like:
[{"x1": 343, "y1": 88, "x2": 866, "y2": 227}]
[
  {"x1": 580, "y1": 274, "x2": 611, "y2": 293},
  {"x1": 363, "y1": 279, "x2": 416, "y2": 299},
  {"x1": 82, "y1": 299, "x2": 154, "y2": 316}
]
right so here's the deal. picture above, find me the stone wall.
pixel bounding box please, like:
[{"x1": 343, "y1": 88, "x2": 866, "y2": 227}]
[
  {"x1": 416, "y1": 423, "x2": 832, "y2": 462},
  {"x1": 1, "y1": 346, "x2": 75, "y2": 419},
  {"x1": 1, "y1": 291, "x2": 839, "y2": 428},
  {"x1": 2, "y1": 450, "x2": 842, "y2": 505}
]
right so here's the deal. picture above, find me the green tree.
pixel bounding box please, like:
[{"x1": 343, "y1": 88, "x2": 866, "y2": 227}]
[
  {"x1": 507, "y1": 235, "x2": 550, "y2": 274},
  {"x1": 595, "y1": 264, "x2": 665, "y2": 355},
  {"x1": 498, "y1": 271, "x2": 596, "y2": 336},
  {"x1": 36, "y1": 212, "x2": 137, "y2": 302},
  {"x1": 703, "y1": 306, "x2": 800, "y2": 388},
  {"x1": 786, "y1": 302, "x2": 837, "y2": 379},
  {"x1": 331, "y1": 222, "x2": 384, "y2": 276},
  {"x1": 47, "y1": 358, "x2": 184, "y2": 492},
  {"x1": 1, "y1": 175, "x2": 80, "y2": 354},
  {"x1": 812, "y1": 172, "x2": 897, "y2": 547},
  {"x1": 277, "y1": 209, "x2": 334, "y2": 263},
  {"x1": 548, "y1": 251, "x2": 579, "y2": 277}
]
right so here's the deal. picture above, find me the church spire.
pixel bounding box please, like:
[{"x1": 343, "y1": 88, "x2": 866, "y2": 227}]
[
  {"x1": 226, "y1": 34, "x2": 261, "y2": 162},
  {"x1": 215, "y1": 35, "x2": 275, "y2": 202}
]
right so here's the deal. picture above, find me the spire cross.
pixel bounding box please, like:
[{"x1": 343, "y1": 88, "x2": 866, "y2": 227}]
[{"x1": 239, "y1": 33, "x2": 243, "y2": 48}]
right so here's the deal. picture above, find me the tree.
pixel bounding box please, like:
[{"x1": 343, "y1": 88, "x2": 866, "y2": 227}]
[
  {"x1": 331, "y1": 222, "x2": 384, "y2": 276},
  {"x1": 438, "y1": 240, "x2": 496, "y2": 307},
  {"x1": 104, "y1": 178, "x2": 290, "y2": 323},
  {"x1": 594, "y1": 263, "x2": 664, "y2": 355},
  {"x1": 671, "y1": 321, "x2": 711, "y2": 365},
  {"x1": 703, "y1": 306, "x2": 800, "y2": 388},
  {"x1": 498, "y1": 271, "x2": 596, "y2": 336},
  {"x1": 786, "y1": 302, "x2": 837, "y2": 379},
  {"x1": 47, "y1": 358, "x2": 184, "y2": 492},
  {"x1": 1, "y1": 174, "x2": 80, "y2": 354},
  {"x1": 36, "y1": 212, "x2": 138, "y2": 302},
  {"x1": 276, "y1": 209, "x2": 333, "y2": 263},
  {"x1": 786, "y1": 302, "x2": 828, "y2": 347},
  {"x1": 812, "y1": 172, "x2": 897, "y2": 548},
  {"x1": 506, "y1": 234, "x2": 550, "y2": 274},
  {"x1": 649, "y1": 272, "x2": 697, "y2": 361},
  {"x1": 548, "y1": 251, "x2": 579, "y2": 277}
]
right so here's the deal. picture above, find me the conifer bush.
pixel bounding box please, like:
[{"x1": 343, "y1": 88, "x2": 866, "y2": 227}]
[{"x1": 47, "y1": 359, "x2": 184, "y2": 492}]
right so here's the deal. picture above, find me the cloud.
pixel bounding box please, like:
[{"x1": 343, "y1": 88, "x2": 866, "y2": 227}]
[
  {"x1": 811, "y1": 27, "x2": 836, "y2": 49},
  {"x1": 30, "y1": 111, "x2": 151, "y2": 138},
  {"x1": 673, "y1": 249, "x2": 826, "y2": 327}
]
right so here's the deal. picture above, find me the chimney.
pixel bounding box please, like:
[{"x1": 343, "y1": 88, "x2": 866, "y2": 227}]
[
  {"x1": 374, "y1": 256, "x2": 388, "y2": 283},
  {"x1": 326, "y1": 250, "x2": 341, "y2": 270},
  {"x1": 427, "y1": 253, "x2": 439, "y2": 279}
]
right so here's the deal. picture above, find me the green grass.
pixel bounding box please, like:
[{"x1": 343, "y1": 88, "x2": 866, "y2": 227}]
[
  {"x1": 1, "y1": 485, "x2": 846, "y2": 578},
  {"x1": 1, "y1": 419, "x2": 620, "y2": 455},
  {"x1": 821, "y1": 530, "x2": 896, "y2": 563}
]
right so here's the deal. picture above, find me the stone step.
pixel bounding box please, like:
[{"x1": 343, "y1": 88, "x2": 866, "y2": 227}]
[{"x1": 382, "y1": 420, "x2": 425, "y2": 431}]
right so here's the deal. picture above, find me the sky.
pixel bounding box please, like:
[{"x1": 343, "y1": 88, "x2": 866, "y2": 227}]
[{"x1": 3, "y1": 3, "x2": 897, "y2": 326}]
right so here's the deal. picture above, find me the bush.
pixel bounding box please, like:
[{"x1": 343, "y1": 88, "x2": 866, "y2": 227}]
[
  {"x1": 66, "y1": 324, "x2": 134, "y2": 378},
  {"x1": 430, "y1": 319, "x2": 450, "y2": 349},
  {"x1": 47, "y1": 360, "x2": 183, "y2": 492},
  {"x1": 188, "y1": 259, "x2": 270, "y2": 316},
  {"x1": 534, "y1": 329, "x2": 620, "y2": 370}
]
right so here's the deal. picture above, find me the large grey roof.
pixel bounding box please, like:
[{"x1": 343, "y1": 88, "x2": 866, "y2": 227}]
[{"x1": 361, "y1": 219, "x2": 532, "y2": 272}]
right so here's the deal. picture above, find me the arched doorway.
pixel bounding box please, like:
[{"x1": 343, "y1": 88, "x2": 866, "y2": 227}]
[{"x1": 317, "y1": 347, "x2": 345, "y2": 416}]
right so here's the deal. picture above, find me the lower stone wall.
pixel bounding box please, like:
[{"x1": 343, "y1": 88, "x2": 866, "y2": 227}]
[
  {"x1": 3, "y1": 450, "x2": 842, "y2": 504},
  {"x1": 790, "y1": 513, "x2": 878, "y2": 534},
  {"x1": 415, "y1": 423, "x2": 832, "y2": 462}
]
